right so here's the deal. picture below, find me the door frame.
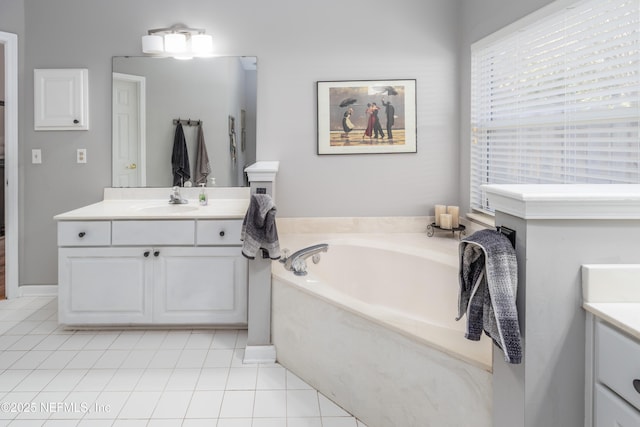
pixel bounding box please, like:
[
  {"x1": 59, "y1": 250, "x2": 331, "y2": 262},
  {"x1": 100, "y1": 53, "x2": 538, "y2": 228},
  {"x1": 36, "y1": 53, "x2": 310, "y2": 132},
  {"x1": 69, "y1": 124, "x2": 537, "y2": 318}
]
[
  {"x1": 112, "y1": 72, "x2": 146, "y2": 187},
  {"x1": 1, "y1": 31, "x2": 18, "y2": 299}
]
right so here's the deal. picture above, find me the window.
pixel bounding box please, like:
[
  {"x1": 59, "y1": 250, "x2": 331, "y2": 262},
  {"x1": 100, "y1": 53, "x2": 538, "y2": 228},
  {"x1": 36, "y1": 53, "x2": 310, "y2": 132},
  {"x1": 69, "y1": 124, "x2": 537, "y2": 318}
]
[{"x1": 470, "y1": 0, "x2": 640, "y2": 214}]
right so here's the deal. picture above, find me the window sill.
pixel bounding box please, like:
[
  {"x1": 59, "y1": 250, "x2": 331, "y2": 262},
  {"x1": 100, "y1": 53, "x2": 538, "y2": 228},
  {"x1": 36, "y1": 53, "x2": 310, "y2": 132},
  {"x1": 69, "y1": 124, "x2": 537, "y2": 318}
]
[{"x1": 466, "y1": 212, "x2": 495, "y2": 228}]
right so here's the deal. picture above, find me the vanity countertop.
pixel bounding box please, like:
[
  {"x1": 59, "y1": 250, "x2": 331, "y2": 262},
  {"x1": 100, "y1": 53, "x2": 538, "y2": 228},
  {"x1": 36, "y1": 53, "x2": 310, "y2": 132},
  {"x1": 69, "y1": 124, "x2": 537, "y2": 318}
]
[
  {"x1": 582, "y1": 264, "x2": 640, "y2": 340},
  {"x1": 54, "y1": 187, "x2": 251, "y2": 221}
]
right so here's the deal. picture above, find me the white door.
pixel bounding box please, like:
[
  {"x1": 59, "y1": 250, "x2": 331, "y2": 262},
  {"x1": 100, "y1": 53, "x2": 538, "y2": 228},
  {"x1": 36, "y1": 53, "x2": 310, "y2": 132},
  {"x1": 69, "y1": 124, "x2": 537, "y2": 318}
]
[{"x1": 112, "y1": 73, "x2": 145, "y2": 187}]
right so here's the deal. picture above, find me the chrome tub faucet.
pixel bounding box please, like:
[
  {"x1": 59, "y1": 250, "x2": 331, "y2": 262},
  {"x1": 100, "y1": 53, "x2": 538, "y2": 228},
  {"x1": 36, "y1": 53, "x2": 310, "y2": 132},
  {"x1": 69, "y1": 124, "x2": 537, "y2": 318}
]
[{"x1": 280, "y1": 243, "x2": 329, "y2": 276}]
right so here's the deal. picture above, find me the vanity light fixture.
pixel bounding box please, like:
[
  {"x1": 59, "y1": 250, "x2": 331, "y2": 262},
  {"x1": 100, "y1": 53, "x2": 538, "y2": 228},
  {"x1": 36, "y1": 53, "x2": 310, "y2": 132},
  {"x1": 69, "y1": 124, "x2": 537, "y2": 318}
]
[{"x1": 142, "y1": 24, "x2": 214, "y2": 59}]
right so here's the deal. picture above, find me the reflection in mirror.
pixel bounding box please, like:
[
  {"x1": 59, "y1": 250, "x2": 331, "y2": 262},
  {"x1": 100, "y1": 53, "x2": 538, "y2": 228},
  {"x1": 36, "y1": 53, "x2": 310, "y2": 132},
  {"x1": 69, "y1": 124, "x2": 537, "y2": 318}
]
[{"x1": 112, "y1": 56, "x2": 257, "y2": 187}]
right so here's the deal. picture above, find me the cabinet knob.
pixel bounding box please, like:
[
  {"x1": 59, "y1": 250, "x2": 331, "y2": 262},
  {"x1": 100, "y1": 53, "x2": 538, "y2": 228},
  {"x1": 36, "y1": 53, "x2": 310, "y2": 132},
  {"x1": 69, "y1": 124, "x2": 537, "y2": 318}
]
[
  {"x1": 154, "y1": 250, "x2": 160, "y2": 257},
  {"x1": 634, "y1": 379, "x2": 640, "y2": 394},
  {"x1": 219, "y1": 230, "x2": 225, "y2": 237},
  {"x1": 73, "y1": 119, "x2": 79, "y2": 124},
  {"x1": 78, "y1": 232, "x2": 86, "y2": 238},
  {"x1": 144, "y1": 251, "x2": 150, "y2": 257}
]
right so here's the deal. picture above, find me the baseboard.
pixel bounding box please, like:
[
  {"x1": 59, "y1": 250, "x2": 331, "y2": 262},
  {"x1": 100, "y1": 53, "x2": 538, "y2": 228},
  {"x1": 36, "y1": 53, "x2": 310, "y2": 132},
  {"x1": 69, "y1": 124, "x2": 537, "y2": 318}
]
[
  {"x1": 243, "y1": 345, "x2": 277, "y2": 364},
  {"x1": 18, "y1": 284, "x2": 58, "y2": 297}
]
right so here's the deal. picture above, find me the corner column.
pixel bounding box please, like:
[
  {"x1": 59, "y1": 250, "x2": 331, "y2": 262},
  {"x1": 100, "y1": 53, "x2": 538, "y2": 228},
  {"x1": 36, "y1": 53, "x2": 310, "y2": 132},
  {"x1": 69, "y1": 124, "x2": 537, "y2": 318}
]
[{"x1": 243, "y1": 161, "x2": 280, "y2": 364}]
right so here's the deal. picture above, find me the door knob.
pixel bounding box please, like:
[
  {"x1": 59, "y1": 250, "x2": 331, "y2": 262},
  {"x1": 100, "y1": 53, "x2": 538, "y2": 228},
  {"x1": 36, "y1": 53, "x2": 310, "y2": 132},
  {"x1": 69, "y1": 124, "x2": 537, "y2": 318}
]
[{"x1": 126, "y1": 163, "x2": 137, "y2": 169}]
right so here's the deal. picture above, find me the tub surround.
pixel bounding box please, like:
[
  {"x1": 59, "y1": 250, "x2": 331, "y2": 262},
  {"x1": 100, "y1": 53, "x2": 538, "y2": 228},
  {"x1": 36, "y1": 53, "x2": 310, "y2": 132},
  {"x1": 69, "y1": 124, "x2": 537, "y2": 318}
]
[
  {"x1": 273, "y1": 218, "x2": 493, "y2": 426},
  {"x1": 483, "y1": 184, "x2": 640, "y2": 427}
]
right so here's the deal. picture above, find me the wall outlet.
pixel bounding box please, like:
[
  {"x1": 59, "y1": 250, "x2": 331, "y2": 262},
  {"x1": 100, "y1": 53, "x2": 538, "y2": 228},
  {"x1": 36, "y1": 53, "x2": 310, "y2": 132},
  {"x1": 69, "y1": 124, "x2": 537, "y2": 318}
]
[
  {"x1": 77, "y1": 148, "x2": 87, "y2": 164},
  {"x1": 32, "y1": 149, "x2": 42, "y2": 164}
]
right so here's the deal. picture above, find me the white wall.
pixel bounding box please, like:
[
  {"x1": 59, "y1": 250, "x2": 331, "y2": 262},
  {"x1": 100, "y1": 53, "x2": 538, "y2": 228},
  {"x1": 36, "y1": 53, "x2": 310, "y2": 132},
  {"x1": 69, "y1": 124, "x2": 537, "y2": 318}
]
[{"x1": 1, "y1": 0, "x2": 463, "y2": 286}]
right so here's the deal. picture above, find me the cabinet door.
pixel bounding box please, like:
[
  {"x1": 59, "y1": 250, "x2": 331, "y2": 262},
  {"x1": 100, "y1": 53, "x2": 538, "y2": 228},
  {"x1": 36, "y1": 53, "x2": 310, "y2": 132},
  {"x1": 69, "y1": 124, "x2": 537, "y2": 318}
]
[
  {"x1": 153, "y1": 247, "x2": 248, "y2": 325},
  {"x1": 595, "y1": 384, "x2": 640, "y2": 426},
  {"x1": 34, "y1": 68, "x2": 89, "y2": 130},
  {"x1": 58, "y1": 247, "x2": 152, "y2": 324}
]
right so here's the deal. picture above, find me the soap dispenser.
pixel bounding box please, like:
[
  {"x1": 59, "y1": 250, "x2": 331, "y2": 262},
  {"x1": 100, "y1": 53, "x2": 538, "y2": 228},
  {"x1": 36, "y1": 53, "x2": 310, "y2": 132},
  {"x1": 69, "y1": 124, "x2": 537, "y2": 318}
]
[{"x1": 199, "y1": 183, "x2": 208, "y2": 206}]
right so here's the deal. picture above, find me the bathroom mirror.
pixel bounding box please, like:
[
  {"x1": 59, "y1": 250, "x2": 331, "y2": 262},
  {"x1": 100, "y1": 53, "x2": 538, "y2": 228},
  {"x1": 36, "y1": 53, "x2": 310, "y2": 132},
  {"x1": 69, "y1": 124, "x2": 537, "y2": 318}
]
[{"x1": 112, "y1": 56, "x2": 257, "y2": 187}]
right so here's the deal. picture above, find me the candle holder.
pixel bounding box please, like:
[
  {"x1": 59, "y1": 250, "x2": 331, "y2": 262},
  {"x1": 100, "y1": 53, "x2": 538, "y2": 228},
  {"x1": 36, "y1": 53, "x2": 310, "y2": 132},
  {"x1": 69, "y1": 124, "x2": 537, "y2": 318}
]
[{"x1": 427, "y1": 222, "x2": 466, "y2": 240}]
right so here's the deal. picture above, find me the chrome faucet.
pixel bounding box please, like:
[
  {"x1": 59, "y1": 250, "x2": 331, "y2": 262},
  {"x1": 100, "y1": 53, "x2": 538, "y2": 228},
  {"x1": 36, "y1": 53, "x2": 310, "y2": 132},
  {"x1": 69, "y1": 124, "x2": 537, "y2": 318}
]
[
  {"x1": 169, "y1": 186, "x2": 188, "y2": 204},
  {"x1": 280, "y1": 243, "x2": 329, "y2": 276}
]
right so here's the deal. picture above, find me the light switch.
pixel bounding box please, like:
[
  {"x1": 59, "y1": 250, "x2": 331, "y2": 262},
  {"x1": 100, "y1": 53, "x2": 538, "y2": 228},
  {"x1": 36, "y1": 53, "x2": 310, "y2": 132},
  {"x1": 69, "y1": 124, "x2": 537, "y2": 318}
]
[
  {"x1": 32, "y1": 149, "x2": 42, "y2": 164},
  {"x1": 77, "y1": 148, "x2": 87, "y2": 164}
]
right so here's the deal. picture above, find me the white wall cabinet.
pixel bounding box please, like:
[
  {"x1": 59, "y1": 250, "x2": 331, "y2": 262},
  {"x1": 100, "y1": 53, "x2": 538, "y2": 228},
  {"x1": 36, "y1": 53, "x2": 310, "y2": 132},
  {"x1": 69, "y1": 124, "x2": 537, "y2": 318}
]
[
  {"x1": 57, "y1": 219, "x2": 248, "y2": 326},
  {"x1": 34, "y1": 68, "x2": 89, "y2": 130}
]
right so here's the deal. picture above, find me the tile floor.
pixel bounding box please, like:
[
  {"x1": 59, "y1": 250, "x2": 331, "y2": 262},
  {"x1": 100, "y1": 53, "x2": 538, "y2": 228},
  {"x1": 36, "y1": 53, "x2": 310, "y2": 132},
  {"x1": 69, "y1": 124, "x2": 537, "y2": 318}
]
[{"x1": 0, "y1": 297, "x2": 367, "y2": 427}]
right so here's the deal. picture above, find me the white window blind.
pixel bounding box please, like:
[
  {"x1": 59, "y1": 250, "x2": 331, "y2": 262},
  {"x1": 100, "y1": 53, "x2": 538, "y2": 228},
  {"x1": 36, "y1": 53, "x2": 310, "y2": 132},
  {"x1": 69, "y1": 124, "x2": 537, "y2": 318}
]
[{"x1": 470, "y1": 0, "x2": 640, "y2": 214}]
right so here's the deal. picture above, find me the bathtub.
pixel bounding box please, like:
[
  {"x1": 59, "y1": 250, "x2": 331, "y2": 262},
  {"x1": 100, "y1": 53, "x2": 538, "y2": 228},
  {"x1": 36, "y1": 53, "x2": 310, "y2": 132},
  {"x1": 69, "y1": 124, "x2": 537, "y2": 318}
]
[{"x1": 272, "y1": 233, "x2": 493, "y2": 427}]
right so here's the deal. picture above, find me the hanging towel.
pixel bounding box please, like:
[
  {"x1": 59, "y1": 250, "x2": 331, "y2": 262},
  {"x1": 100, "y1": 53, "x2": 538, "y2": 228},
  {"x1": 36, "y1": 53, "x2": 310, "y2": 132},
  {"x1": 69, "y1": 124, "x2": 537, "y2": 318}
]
[
  {"x1": 240, "y1": 194, "x2": 281, "y2": 260},
  {"x1": 194, "y1": 124, "x2": 211, "y2": 185},
  {"x1": 457, "y1": 229, "x2": 522, "y2": 364},
  {"x1": 171, "y1": 123, "x2": 191, "y2": 186}
]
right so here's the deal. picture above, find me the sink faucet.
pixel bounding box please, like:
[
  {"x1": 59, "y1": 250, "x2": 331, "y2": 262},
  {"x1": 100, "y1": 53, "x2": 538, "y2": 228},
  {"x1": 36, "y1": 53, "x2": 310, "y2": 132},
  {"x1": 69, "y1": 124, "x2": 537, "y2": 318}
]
[
  {"x1": 281, "y1": 243, "x2": 329, "y2": 276},
  {"x1": 169, "y1": 186, "x2": 188, "y2": 204}
]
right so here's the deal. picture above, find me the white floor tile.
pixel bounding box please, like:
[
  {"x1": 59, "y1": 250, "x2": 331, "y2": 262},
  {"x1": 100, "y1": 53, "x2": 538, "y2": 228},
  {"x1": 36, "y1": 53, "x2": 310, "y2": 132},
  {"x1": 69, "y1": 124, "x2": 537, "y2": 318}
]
[
  {"x1": 108, "y1": 332, "x2": 143, "y2": 350},
  {"x1": 185, "y1": 332, "x2": 214, "y2": 349},
  {"x1": 83, "y1": 333, "x2": 119, "y2": 350},
  {"x1": 84, "y1": 390, "x2": 130, "y2": 419},
  {"x1": 103, "y1": 369, "x2": 144, "y2": 392},
  {"x1": 10, "y1": 350, "x2": 52, "y2": 369},
  {"x1": 31, "y1": 335, "x2": 70, "y2": 351},
  {"x1": 133, "y1": 331, "x2": 167, "y2": 349},
  {"x1": 14, "y1": 369, "x2": 59, "y2": 392},
  {"x1": 160, "y1": 331, "x2": 191, "y2": 349},
  {"x1": 43, "y1": 369, "x2": 86, "y2": 392},
  {"x1": 151, "y1": 390, "x2": 192, "y2": 418},
  {"x1": 286, "y1": 390, "x2": 321, "y2": 418},
  {"x1": 147, "y1": 349, "x2": 181, "y2": 369},
  {"x1": 226, "y1": 367, "x2": 257, "y2": 390},
  {"x1": 217, "y1": 419, "x2": 252, "y2": 427},
  {"x1": 182, "y1": 420, "x2": 220, "y2": 427},
  {"x1": 0, "y1": 370, "x2": 31, "y2": 392},
  {"x1": 119, "y1": 349, "x2": 156, "y2": 369},
  {"x1": 73, "y1": 369, "x2": 115, "y2": 392},
  {"x1": 175, "y1": 348, "x2": 208, "y2": 368},
  {"x1": 48, "y1": 390, "x2": 100, "y2": 420},
  {"x1": 37, "y1": 350, "x2": 76, "y2": 370},
  {"x1": 252, "y1": 418, "x2": 287, "y2": 427},
  {"x1": 65, "y1": 350, "x2": 104, "y2": 369},
  {"x1": 165, "y1": 368, "x2": 200, "y2": 391},
  {"x1": 321, "y1": 417, "x2": 359, "y2": 427},
  {"x1": 195, "y1": 368, "x2": 229, "y2": 390},
  {"x1": 286, "y1": 371, "x2": 314, "y2": 390},
  {"x1": 134, "y1": 369, "x2": 171, "y2": 391},
  {"x1": 286, "y1": 418, "x2": 322, "y2": 427},
  {"x1": 256, "y1": 366, "x2": 286, "y2": 390},
  {"x1": 203, "y1": 349, "x2": 234, "y2": 368},
  {"x1": 185, "y1": 390, "x2": 223, "y2": 418},
  {"x1": 7, "y1": 335, "x2": 46, "y2": 351},
  {"x1": 253, "y1": 390, "x2": 286, "y2": 418},
  {"x1": 211, "y1": 330, "x2": 238, "y2": 349},
  {"x1": 117, "y1": 391, "x2": 161, "y2": 419},
  {"x1": 219, "y1": 390, "x2": 255, "y2": 418},
  {"x1": 92, "y1": 349, "x2": 129, "y2": 369}
]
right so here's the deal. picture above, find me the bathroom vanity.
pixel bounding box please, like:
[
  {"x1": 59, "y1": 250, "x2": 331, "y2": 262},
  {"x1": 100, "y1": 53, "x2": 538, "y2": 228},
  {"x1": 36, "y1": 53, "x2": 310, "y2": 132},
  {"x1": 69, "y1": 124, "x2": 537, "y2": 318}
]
[
  {"x1": 583, "y1": 264, "x2": 640, "y2": 426},
  {"x1": 54, "y1": 187, "x2": 250, "y2": 327}
]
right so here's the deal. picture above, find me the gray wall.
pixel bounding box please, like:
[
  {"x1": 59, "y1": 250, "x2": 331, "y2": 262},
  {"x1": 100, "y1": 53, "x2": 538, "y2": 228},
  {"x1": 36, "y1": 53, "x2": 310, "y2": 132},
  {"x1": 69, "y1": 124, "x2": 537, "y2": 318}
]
[{"x1": 3, "y1": 0, "x2": 464, "y2": 286}]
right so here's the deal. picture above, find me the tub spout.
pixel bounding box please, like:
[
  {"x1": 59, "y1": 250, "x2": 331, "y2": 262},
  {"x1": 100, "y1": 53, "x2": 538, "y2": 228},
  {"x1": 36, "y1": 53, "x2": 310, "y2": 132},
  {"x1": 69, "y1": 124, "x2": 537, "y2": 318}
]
[{"x1": 281, "y1": 243, "x2": 329, "y2": 276}]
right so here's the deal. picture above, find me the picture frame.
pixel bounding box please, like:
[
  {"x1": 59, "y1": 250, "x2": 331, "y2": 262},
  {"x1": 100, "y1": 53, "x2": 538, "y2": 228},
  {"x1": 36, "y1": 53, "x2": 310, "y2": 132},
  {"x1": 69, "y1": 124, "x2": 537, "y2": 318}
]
[{"x1": 317, "y1": 79, "x2": 417, "y2": 155}]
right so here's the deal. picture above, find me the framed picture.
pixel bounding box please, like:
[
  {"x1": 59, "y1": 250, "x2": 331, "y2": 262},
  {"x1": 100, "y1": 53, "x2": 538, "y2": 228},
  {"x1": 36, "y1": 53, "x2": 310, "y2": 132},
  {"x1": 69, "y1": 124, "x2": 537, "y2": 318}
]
[{"x1": 317, "y1": 79, "x2": 417, "y2": 155}]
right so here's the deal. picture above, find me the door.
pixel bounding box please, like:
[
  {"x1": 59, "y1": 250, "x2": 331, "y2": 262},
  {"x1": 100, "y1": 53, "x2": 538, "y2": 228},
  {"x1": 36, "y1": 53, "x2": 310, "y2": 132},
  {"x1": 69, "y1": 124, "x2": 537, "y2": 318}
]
[{"x1": 112, "y1": 73, "x2": 145, "y2": 187}]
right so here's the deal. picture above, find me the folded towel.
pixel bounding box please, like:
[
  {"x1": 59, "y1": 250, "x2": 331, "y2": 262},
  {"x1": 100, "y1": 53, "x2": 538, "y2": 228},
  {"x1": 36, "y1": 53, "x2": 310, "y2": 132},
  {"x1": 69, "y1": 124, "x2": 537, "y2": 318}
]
[
  {"x1": 457, "y1": 229, "x2": 522, "y2": 364},
  {"x1": 240, "y1": 194, "x2": 281, "y2": 260}
]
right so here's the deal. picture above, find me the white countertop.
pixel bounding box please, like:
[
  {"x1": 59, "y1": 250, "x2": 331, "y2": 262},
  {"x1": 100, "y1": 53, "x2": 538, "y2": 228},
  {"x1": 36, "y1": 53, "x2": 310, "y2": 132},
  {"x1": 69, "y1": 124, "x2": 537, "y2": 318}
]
[
  {"x1": 582, "y1": 264, "x2": 640, "y2": 340},
  {"x1": 54, "y1": 187, "x2": 251, "y2": 221}
]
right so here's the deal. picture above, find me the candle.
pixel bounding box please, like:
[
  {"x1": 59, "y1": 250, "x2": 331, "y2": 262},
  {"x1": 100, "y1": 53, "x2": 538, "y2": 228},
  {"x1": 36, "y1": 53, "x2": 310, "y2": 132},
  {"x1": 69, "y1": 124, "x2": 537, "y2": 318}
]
[
  {"x1": 447, "y1": 206, "x2": 460, "y2": 228},
  {"x1": 434, "y1": 205, "x2": 447, "y2": 226},
  {"x1": 440, "y1": 213, "x2": 453, "y2": 230}
]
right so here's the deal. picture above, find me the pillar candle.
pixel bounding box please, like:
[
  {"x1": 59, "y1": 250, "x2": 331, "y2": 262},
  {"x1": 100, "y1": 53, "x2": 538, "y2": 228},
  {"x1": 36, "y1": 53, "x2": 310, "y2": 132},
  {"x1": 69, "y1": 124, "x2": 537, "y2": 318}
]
[
  {"x1": 440, "y1": 213, "x2": 453, "y2": 230},
  {"x1": 434, "y1": 205, "x2": 447, "y2": 226},
  {"x1": 447, "y1": 206, "x2": 460, "y2": 228}
]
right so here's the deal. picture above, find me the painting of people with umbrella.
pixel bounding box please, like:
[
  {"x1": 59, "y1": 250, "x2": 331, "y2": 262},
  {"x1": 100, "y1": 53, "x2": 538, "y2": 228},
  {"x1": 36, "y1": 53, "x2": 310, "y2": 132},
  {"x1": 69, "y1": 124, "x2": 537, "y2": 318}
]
[{"x1": 317, "y1": 79, "x2": 416, "y2": 154}]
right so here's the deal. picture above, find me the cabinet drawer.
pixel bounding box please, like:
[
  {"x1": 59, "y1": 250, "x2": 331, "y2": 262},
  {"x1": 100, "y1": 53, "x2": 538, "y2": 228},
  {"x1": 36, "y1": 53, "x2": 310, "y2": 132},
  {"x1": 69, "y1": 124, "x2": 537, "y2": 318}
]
[
  {"x1": 58, "y1": 221, "x2": 111, "y2": 246},
  {"x1": 112, "y1": 220, "x2": 195, "y2": 246},
  {"x1": 597, "y1": 321, "x2": 640, "y2": 411},
  {"x1": 197, "y1": 220, "x2": 243, "y2": 245},
  {"x1": 595, "y1": 384, "x2": 640, "y2": 426}
]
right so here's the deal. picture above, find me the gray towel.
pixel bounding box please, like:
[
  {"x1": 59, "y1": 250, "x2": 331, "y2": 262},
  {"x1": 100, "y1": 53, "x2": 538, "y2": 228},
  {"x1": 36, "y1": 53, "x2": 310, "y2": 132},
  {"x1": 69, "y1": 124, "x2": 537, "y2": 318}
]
[
  {"x1": 171, "y1": 123, "x2": 190, "y2": 186},
  {"x1": 457, "y1": 229, "x2": 522, "y2": 364},
  {"x1": 241, "y1": 194, "x2": 281, "y2": 260},
  {"x1": 194, "y1": 124, "x2": 211, "y2": 185}
]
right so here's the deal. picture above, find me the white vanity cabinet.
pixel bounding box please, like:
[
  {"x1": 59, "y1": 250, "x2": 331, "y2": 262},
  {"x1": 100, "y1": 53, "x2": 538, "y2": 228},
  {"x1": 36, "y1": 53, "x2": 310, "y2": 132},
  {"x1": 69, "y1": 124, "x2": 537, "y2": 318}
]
[
  {"x1": 586, "y1": 318, "x2": 640, "y2": 426},
  {"x1": 57, "y1": 219, "x2": 248, "y2": 326}
]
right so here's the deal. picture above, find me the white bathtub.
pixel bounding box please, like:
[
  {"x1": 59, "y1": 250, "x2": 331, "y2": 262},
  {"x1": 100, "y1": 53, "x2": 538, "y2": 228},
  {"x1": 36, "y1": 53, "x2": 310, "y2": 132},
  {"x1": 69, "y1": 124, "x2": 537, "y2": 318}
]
[{"x1": 272, "y1": 233, "x2": 493, "y2": 427}]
